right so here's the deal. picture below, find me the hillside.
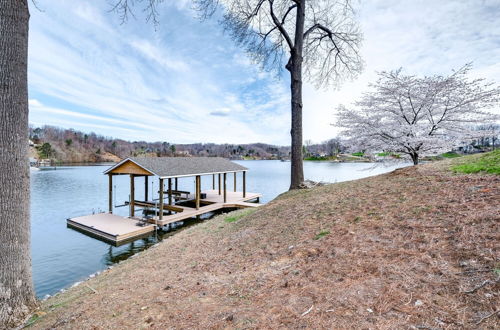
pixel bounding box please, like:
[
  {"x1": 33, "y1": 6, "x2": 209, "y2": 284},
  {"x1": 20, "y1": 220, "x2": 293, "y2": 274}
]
[
  {"x1": 29, "y1": 126, "x2": 293, "y2": 162},
  {"x1": 28, "y1": 154, "x2": 499, "y2": 329}
]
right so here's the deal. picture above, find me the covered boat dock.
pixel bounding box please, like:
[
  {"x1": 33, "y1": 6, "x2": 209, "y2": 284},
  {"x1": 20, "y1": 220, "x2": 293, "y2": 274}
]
[{"x1": 67, "y1": 157, "x2": 261, "y2": 244}]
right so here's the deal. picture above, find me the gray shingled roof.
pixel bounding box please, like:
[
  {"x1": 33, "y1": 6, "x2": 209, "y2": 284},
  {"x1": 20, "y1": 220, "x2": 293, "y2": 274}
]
[{"x1": 104, "y1": 157, "x2": 247, "y2": 178}]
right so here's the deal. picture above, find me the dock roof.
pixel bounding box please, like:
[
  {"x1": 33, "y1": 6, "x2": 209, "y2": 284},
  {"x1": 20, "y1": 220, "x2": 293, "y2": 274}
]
[{"x1": 104, "y1": 157, "x2": 247, "y2": 178}]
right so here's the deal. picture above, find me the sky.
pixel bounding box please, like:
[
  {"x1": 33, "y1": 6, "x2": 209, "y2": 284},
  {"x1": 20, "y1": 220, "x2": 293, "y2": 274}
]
[{"x1": 28, "y1": 0, "x2": 500, "y2": 145}]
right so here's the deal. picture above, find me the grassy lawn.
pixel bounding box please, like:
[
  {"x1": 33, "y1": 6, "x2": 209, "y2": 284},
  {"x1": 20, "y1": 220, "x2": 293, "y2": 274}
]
[
  {"x1": 351, "y1": 152, "x2": 364, "y2": 157},
  {"x1": 304, "y1": 156, "x2": 336, "y2": 161},
  {"x1": 224, "y1": 209, "x2": 256, "y2": 223},
  {"x1": 376, "y1": 152, "x2": 401, "y2": 158},
  {"x1": 440, "y1": 151, "x2": 461, "y2": 158},
  {"x1": 452, "y1": 150, "x2": 500, "y2": 174}
]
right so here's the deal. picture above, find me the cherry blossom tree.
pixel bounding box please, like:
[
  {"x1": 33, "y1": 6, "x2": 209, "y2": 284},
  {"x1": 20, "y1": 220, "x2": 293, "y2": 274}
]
[{"x1": 337, "y1": 64, "x2": 500, "y2": 165}]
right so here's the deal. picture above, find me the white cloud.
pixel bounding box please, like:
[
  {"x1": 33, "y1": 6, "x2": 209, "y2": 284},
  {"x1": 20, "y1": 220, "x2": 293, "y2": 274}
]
[
  {"x1": 302, "y1": 0, "x2": 500, "y2": 142},
  {"x1": 129, "y1": 39, "x2": 190, "y2": 73},
  {"x1": 27, "y1": 0, "x2": 500, "y2": 145},
  {"x1": 29, "y1": 99, "x2": 43, "y2": 107}
]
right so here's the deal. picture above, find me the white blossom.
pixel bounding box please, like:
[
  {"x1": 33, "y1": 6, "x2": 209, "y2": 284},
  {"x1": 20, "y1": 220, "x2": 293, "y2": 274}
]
[{"x1": 336, "y1": 64, "x2": 500, "y2": 164}]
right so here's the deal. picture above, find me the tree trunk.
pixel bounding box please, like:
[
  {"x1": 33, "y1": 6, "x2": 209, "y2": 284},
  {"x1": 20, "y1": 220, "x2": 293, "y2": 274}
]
[
  {"x1": 0, "y1": 1, "x2": 36, "y2": 328},
  {"x1": 288, "y1": 0, "x2": 305, "y2": 190},
  {"x1": 410, "y1": 153, "x2": 419, "y2": 165}
]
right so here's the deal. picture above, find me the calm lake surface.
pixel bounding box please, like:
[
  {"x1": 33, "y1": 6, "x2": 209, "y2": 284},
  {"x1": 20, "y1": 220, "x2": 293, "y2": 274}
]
[{"x1": 31, "y1": 160, "x2": 408, "y2": 298}]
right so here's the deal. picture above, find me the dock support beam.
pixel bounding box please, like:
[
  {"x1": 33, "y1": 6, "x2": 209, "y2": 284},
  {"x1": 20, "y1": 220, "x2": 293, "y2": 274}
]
[
  {"x1": 234, "y1": 172, "x2": 237, "y2": 192},
  {"x1": 243, "y1": 171, "x2": 246, "y2": 198},
  {"x1": 195, "y1": 175, "x2": 201, "y2": 210},
  {"x1": 168, "y1": 178, "x2": 172, "y2": 214},
  {"x1": 218, "y1": 174, "x2": 221, "y2": 195},
  {"x1": 130, "y1": 175, "x2": 135, "y2": 217},
  {"x1": 175, "y1": 178, "x2": 178, "y2": 191},
  {"x1": 144, "y1": 176, "x2": 148, "y2": 202},
  {"x1": 212, "y1": 174, "x2": 215, "y2": 190},
  {"x1": 159, "y1": 178, "x2": 164, "y2": 220},
  {"x1": 223, "y1": 173, "x2": 227, "y2": 203},
  {"x1": 108, "y1": 174, "x2": 113, "y2": 213}
]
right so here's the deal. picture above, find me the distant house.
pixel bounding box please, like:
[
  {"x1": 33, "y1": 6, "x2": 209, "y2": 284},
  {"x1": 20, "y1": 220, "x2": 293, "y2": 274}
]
[
  {"x1": 39, "y1": 159, "x2": 52, "y2": 167},
  {"x1": 29, "y1": 157, "x2": 37, "y2": 166},
  {"x1": 29, "y1": 139, "x2": 35, "y2": 146},
  {"x1": 177, "y1": 150, "x2": 190, "y2": 156}
]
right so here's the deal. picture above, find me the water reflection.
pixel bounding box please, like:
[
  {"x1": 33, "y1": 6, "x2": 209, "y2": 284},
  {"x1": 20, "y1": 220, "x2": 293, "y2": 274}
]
[
  {"x1": 101, "y1": 211, "x2": 222, "y2": 264},
  {"x1": 31, "y1": 160, "x2": 408, "y2": 298}
]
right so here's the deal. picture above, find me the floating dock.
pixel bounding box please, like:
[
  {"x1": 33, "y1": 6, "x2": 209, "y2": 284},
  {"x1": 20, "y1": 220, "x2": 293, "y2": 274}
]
[
  {"x1": 67, "y1": 213, "x2": 155, "y2": 244},
  {"x1": 67, "y1": 157, "x2": 262, "y2": 244}
]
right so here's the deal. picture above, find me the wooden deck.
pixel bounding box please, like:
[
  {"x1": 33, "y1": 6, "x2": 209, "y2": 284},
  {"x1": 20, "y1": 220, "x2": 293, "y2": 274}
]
[
  {"x1": 67, "y1": 190, "x2": 261, "y2": 243},
  {"x1": 67, "y1": 213, "x2": 155, "y2": 244},
  {"x1": 150, "y1": 190, "x2": 261, "y2": 226}
]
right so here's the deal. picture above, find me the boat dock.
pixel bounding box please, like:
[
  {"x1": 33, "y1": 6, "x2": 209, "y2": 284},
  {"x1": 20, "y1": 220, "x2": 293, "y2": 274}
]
[
  {"x1": 144, "y1": 189, "x2": 261, "y2": 226},
  {"x1": 67, "y1": 213, "x2": 155, "y2": 244},
  {"x1": 67, "y1": 157, "x2": 262, "y2": 244}
]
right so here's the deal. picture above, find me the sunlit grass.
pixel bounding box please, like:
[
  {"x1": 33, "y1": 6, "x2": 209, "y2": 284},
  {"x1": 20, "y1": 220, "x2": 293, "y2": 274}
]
[
  {"x1": 440, "y1": 152, "x2": 461, "y2": 158},
  {"x1": 313, "y1": 230, "x2": 330, "y2": 240},
  {"x1": 452, "y1": 150, "x2": 500, "y2": 174}
]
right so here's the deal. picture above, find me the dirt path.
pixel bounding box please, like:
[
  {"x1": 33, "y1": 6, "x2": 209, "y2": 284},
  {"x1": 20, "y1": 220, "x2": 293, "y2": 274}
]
[{"x1": 28, "y1": 158, "x2": 499, "y2": 329}]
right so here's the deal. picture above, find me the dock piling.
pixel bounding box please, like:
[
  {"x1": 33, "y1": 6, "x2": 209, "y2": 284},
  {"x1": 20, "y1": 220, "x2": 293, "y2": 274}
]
[
  {"x1": 223, "y1": 173, "x2": 227, "y2": 203},
  {"x1": 159, "y1": 178, "x2": 164, "y2": 220},
  {"x1": 234, "y1": 172, "x2": 237, "y2": 192},
  {"x1": 108, "y1": 174, "x2": 113, "y2": 214},
  {"x1": 130, "y1": 175, "x2": 135, "y2": 217},
  {"x1": 195, "y1": 175, "x2": 201, "y2": 210},
  {"x1": 243, "y1": 171, "x2": 246, "y2": 198}
]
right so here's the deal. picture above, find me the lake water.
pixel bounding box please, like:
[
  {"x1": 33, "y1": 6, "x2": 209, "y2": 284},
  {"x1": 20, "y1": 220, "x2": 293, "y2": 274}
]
[{"x1": 31, "y1": 160, "x2": 408, "y2": 298}]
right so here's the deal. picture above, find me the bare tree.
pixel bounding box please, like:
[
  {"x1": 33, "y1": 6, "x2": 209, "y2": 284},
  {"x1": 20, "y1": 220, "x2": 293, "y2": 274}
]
[
  {"x1": 0, "y1": 2, "x2": 172, "y2": 327},
  {"x1": 472, "y1": 123, "x2": 499, "y2": 150},
  {"x1": 110, "y1": 0, "x2": 163, "y2": 26},
  {"x1": 337, "y1": 64, "x2": 500, "y2": 165},
  {"x1": 325, "y1": 137, "x2": 342, "y2": 156},
  {"x1": 194, "y1": 0, "x2": 363, "y2": 189},
  {"x1": 0, "y1": 1, "x2": 38, "y2": 328}
]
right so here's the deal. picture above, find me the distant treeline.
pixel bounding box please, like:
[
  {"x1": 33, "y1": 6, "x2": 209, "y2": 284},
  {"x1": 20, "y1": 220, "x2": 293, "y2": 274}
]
[{"x1": 29, "y1": 125, "x2": 347, "y2": 163}]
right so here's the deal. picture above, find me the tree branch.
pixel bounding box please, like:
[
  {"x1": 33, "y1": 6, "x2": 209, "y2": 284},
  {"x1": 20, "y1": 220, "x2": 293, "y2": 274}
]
[{"x1": 268, "y1": 0, "x2": 294, "y2": 50}]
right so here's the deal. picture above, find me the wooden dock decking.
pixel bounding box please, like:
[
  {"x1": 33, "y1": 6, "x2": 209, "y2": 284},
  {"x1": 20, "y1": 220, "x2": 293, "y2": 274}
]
[
  {"x1": 149, "y1": 189, "x2": 261, "y2": 226},
  {"x1": 67, "y1": 213, "x2": 155, "y2": 244},
  {"x1": 67, "y1": 190, "x2": 261, "y2": 244}
]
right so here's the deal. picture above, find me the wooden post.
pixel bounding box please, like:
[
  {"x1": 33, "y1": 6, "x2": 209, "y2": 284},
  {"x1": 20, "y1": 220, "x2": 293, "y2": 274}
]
[
  {"x1": 175, "y1": 177, "x2": 178, "y2": 191},
  {"x1": 108, "y1": 174, "x2": 113, "y2": 214},
  {"x1": 195, "y1": 175, "x2": 200, "y2": 210},
  {"x1": 233, "y1": 172, "x2": 237, "y2": 192},
  {"x1": 144, "y1": 176, "x2": 148, "y2": 201},
  {"x1": 212, "y1": 174, "x2": 215, "y2": 190},
  {"x1": 130, "y1": 175, "x2": 135, "y2": 217},
  {"x1": 168, "y1": 178, "x2": 172, "y2": 214},
  {"x1": 218, "y1": 173, "x2": 221, "y2": 195},
  {"x1": 159, "y1": 178, "x2": 164, "y2": 220},
  {"x1": 223, "y1": 173, "x2": 227, "y2": 203},
  {"x1": 243, "y1": 171, "x2": 246, "y2": 198}
]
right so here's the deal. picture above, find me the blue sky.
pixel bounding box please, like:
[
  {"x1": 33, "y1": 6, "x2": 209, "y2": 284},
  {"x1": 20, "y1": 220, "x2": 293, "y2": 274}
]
[{"x1": 28, "y1": 0, "x2": 500, "y2": 145}]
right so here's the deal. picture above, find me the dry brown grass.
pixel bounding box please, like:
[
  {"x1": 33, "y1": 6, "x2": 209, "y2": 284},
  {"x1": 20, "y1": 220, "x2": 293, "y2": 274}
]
[{"x1": 29, "y1": 158, "x2": 499, "y2": 329}]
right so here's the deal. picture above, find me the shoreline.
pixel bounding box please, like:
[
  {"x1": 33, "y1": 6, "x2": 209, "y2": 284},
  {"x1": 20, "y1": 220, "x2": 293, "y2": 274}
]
[{"x1": 26, "y1": 154, "x2": 499, "y2": 329}]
